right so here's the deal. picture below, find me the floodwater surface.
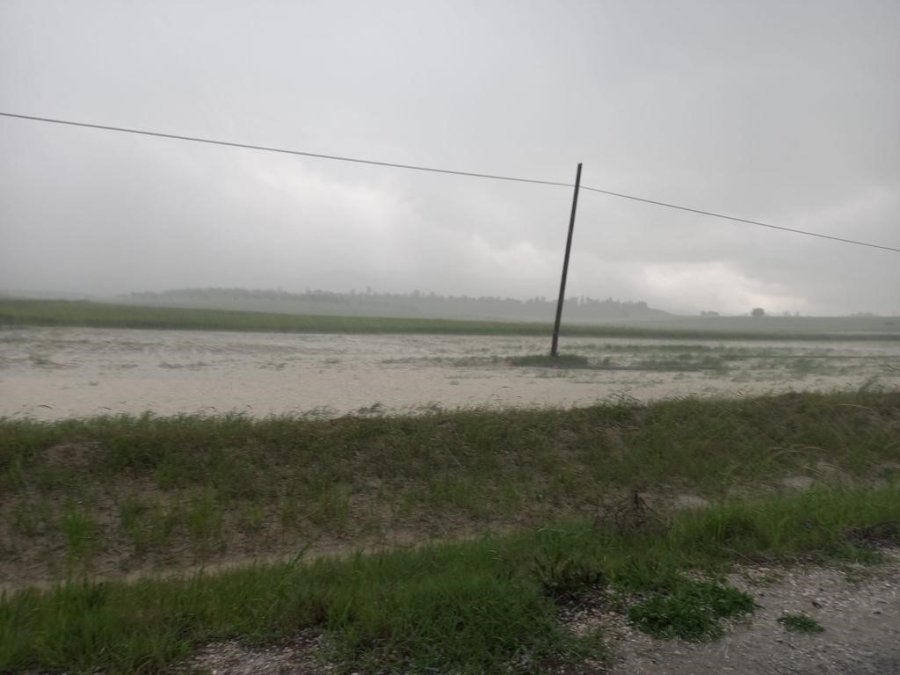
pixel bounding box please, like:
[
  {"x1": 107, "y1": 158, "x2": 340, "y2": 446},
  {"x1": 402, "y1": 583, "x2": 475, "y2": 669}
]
[{"x1": 1, "y1": 327, "x2": 898, "y2": 419}]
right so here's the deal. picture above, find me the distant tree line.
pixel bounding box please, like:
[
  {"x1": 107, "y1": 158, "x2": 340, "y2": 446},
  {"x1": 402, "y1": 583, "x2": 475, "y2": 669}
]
[{"x1": 122, "y1": 287, "x2": 670, "y2": 323}]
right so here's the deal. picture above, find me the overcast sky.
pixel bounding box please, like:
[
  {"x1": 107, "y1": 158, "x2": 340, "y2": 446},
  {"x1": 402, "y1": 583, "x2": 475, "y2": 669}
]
[{"x1": 1, "y1": 0, "x2": 898, "y2": 316}]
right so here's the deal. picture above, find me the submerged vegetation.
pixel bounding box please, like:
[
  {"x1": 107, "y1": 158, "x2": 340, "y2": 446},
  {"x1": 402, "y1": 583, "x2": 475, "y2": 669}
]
[
  {"x1": 1, "y1": 390, "x2": 899, "y2": 671},
  {"x1": 508, "y1": 353, "x2": 591, "y2": 368}
]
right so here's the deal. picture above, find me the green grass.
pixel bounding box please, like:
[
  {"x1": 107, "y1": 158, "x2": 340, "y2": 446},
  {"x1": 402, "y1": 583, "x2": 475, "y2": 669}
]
[
  {"x1": 1, "y1": 488, "x2": 897, "y2": 673},
  {"x1": 118, "y1": 498, "x2": 180, "y2": 555},
  {"x1": 628, "y1": 580, "x2": 755, "y2": 640},
  {"x1": 61, "y1": 510, "x2": 99, "y2": 565},
  {"x1": 3, "y1": 297, "x2": 900, "y2": 340},
  {"x1": 2, "y1": 390, "x2": 899, "y2": 671},
  {"x1": 2, "y1": 391, "x2": 898, "y2": 580},
  {"x1": 777, "y1": 613, "x2": 825, "y2": 634}
]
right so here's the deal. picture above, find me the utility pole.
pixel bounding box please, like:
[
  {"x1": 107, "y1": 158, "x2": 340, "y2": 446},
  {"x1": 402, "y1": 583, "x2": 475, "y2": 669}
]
[{"x1": 550, "y1": 162, "x2": 583, "y2": 357}]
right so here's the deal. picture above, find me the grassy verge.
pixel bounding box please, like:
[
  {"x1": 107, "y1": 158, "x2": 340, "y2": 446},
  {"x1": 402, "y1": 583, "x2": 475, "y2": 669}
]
[
  {"x1": 2, "y1": 488, "x2": 898, "y2": 673},
  {"x1": 3, "y1": 297, "x2": 900, "y2": 340},
  {"x1": 1, "y1": 391, "x2": 898, "y2": 671},
  {"x1": 2, "y1": 391, "x2": 898, "y2": 584}
]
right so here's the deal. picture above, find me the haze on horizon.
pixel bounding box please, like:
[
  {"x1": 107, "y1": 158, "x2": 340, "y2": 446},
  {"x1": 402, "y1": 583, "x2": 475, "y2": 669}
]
[{"x1": 1, "y1": 0, "x2": 898, "y2": 317}]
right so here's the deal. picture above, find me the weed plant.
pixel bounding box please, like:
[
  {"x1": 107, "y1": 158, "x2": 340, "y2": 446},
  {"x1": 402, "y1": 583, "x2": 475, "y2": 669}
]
[
  {"x1": 627, "y1": 580, "x2": 755, "y2": 640},
  {"x1": 777, "y1": 613, "x2": 825, "y2": 634}
]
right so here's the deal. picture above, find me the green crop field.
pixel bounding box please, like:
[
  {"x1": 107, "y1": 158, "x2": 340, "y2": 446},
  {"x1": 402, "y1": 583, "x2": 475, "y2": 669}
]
[{"x1": 2, "y1": 297, "x2": 899, "y2": 340}]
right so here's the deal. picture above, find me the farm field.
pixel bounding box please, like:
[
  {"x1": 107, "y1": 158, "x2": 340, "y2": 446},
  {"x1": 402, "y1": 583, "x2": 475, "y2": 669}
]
[
  {"x1": 2, "y1": 326, "x2": 899, "y2": 420},
  {"x1": 3, "y1": 297, "x2": 900, "y2": 340}
]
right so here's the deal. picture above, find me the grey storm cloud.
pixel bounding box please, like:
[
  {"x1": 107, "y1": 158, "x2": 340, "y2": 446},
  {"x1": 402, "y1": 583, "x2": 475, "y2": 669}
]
[{"x1": 1, "y1": 0, "x2": 898, "y2": 315}]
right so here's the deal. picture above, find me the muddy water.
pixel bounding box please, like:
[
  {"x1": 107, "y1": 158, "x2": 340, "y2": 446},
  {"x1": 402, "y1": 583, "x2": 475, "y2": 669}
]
[{"x1": 1, "y1": 327, "x2": 898, "y2": 420}]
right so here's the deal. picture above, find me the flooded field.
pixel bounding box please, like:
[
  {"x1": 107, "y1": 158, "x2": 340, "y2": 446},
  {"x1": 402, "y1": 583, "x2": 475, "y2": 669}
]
[{"x1": 1, "y1": 326, "x2": 899, "y2": 419}]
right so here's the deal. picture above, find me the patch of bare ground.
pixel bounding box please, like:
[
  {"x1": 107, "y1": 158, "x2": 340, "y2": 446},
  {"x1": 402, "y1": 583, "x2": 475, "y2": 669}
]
[
  {"x1": 180, "y1": 630, "x2": 333, "y2": 675},
  {"x1": 41, "y1": 441, "x2": 101, "y2": 469}
]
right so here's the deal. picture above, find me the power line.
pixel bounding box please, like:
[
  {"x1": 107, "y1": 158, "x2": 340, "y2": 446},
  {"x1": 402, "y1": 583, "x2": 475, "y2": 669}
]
[
  {"x1": 578, "y1": 185, "x2": 900, "y2": 254},
  {"x1": 2, "y1": 110, "x2": 898, "y2": 254},
  {"x1": 0, "y1": 111, "x2": 570, "y2": 188}
]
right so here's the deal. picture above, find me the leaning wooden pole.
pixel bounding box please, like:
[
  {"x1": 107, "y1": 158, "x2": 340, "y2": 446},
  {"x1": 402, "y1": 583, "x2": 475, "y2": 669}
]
[{"x1": 550, "y1": 162, "x2": 583, "y2": 357}]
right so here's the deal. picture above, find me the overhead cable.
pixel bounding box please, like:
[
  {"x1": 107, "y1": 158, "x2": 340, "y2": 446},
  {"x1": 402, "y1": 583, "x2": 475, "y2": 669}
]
[
  {"x1": 0, "y1": 112, "x2": 570, "y2": 188},
  {"x1": 2, "y1": 110, "x2": 898, "y2": 254},
  {"x1": 578, "y1": 185, "x2": 900, "y2": 253}
]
